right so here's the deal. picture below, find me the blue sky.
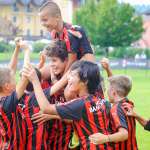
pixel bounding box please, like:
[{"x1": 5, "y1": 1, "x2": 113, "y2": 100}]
[{"x1": 118, "y1": 0, "x2": 150, "y2": 5}]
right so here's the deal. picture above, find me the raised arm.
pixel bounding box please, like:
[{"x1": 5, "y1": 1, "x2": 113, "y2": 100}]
[
  {"x1": 16, "y1": 41, "x2": 31, "y2": 99},
  {"x1": 100, "y1": 57, "x2": 113, "y2": 77},
  {"x1": 8, "y1": 37, "x2": 21, "y2": 74},
  {"x1": 22, "y1": 64, "x2": 57, "y2": 114}
]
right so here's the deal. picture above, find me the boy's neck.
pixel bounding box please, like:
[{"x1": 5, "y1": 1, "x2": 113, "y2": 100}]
[
  {"x1": 0, "y1": 92, "x2": 10, "y2": 98},
  {"x1": 79, "y1": 88, "x2": 89, "y2": 98},
  {"x1": 114, "y1": 95, "x2": 126, "y2": 103},
  {"x1": 56, "y1": 20, "x2": 64, "y2": 33}
]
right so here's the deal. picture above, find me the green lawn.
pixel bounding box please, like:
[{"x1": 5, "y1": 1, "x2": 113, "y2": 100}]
[
  {"x1": 0, "y1": 52, "x2": 40, "y2": 61},
  {"x1": 102, "y1": 69, "x2": 150, "y2": 150}
]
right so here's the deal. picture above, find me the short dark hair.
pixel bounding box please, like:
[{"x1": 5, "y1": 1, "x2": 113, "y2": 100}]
[
  {"x1": 26, "y1": 68, "x2": 42, "y2": 92},
  {"x1": 39, "y1": 0, "x2": 61, "y2": 17},
  {"x1": 43, "y1": 40, "x2": 68, "y2": 62},
  {"x1": 70, "y1": 61, "x2": 102, "y2": 94}
]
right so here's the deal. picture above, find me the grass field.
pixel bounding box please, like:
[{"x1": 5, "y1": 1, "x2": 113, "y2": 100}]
[
  {"x1": 0, "y1": 52, "x2": 40, "y2": 61},
  {"x1": 102, "y1": 69, "x2": 150, "y2": 150}
]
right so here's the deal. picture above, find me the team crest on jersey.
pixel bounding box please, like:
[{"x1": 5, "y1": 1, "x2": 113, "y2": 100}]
[{"x1": 89, "y1": 99, "x2": 106, "y2": 113}]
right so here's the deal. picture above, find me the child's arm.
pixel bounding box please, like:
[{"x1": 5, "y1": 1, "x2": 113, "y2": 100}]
[
  {"x1": 31, "y1": 111, "x2": 60, "y2": 124},
  {"x1": 64, "y1": 53, "x2": 77, "y2": 73},
  {"x1": 100, "y1": 58, "x2": 113, "y2": 77},
  {"x1": 31, "y1": 111, "x2": 73, "y2": 124},
  {"x1": 89, "y1": 128, "x2": 128, "y2": 145},
  {"x1": 16, "y1": 42, "x2": 31, "y2": 99},
  {"x1": 123, "y1": 103, "x2": 148, "y2": 128},
  {"x1": 8, "y1": 37, "x2": 21, "y2": 74},
  {"x1": 50, "y1": 72, "x2": 68, "y2": 96},
  {"x1": 22, "y1": 64, "x2": 56, "y2": 113}
]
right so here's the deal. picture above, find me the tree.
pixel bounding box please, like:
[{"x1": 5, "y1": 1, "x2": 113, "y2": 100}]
[{"x1": 74, "y1": 0, "x2": 144, "y2": 48}]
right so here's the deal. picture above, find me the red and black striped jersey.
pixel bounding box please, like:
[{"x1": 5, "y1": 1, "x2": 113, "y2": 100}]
[
  {"x1": 110, "y1": 98, "x2": 138, "y2": 150},
  {"x1": 19, "y1": 88, "x2": 51, "y2": 150},
  {"x1": 49, "y1": 91, "x2": 73, "y2": 150},
  {"x1": 0, "y1": 91, "x2": 25, "y2": 150},
  {"x1": 51, "y1": 22, "x2": 93, "y2": 60},
  {"x1": 56, "y1": 95, "x2": 111, "y2": 150}
]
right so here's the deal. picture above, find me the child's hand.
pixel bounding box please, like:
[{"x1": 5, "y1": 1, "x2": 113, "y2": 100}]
[
  {"x1": 100, "y1": 57, "x2": 110, "y2": 70},
  {"x1": 15, "y1": 37, "x2": 22, "y2": 49},
  {"x1": 50, "y1": 67, "x2": 58, "y2": 84},
  {"x1": 37, "y1": 51, "x2": 46, "y2": 69},
  {"x1": 122, "y1": 103, "x2": 137, "y2": 117},
  {"x1": 15, "y1": 37, "x2": 31, "y2": 50},
  {"x1": 22, "y1": 64, "x2": 38, "y2": 82},
  {"x1": 31, "y1": 111, "x2": 60, "y2": 124},
  {"x1": 89, "y1": 133, "x2": 109, "y2": 145}
]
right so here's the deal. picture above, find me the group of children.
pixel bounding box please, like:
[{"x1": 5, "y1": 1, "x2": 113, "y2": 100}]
[
  {"x1": 0, "y1": 1, "x2": 149, "y2": 150},
  {"x1": 0, "y1": 37, "x2": 139, "y2": 150}
]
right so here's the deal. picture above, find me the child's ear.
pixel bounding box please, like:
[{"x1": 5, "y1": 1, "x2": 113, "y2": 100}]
[
  {"x1": 81, "y1": 81, "x2": 88, "y2": 87},
  {"x1": 3, "y1": 83, "x2": 10, "y2": 91},
  {"x1": 113, "y1": 90, "x2": 118, "y2": 97}
]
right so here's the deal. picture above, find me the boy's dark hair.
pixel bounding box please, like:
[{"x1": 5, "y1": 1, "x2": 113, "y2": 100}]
[
  {"x1": 39, "y1": 0, "x2": 61, "y2": 17},
  {"x1": 70, "y1": 61, "x2": 102, "y2": 94},
  {"x1": 0, "y1": 67, "x2": 11, "y2": 91},
  {"x1": 108, "y1": 75, "x2": 132, "y2": 97},
  {"x1": 26, "y1": 68, "x2": 42, "y2": 92},
  {"x1": 43, "y1": 40, "x2": 68, "y2": 62}
]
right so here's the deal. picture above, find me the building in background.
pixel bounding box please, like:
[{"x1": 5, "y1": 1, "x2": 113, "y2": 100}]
[{"x1": 0, "y1": 0, "x2": 74, "y2": 40}]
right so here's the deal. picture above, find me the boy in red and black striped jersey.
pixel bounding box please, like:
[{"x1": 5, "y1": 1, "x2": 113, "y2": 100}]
[
  {"x1": 24, "y1": 61, "x2": 112, "y2": 150},
  {"x1": 0, "y1": 39, "x2": 30, "y2": 150},
  {"x1": 39, "y1": 41, "x2": 74, "y2": 150},
  {"x1": 23, "y1": 40, "x2": 73, "y2": 150},
  {"x1": 39, "y1": 1, "x2": 95, "y2": 97},
  {"x1": 89, "y1": 75, "x2": 138, "y2": 150},
  {"x1": 39, "y1": 1, "x2": 95, "y2": 67}
]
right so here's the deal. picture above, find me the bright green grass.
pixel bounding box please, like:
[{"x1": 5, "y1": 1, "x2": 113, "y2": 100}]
[
  {"x1": 15, "y1": 67, "x2": 150, "y2": 149},
  {"x1": 102, "y1": 69, "x2": 150, "y2": 150},
  {"x1": 0, "y1": 52, "x2": 40, "y2": 61}
]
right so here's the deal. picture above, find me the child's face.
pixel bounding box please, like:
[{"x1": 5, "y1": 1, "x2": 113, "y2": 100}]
[
  {"x1": 40, "y1": 10, "x2": 58, "y2": 32},
  {"x1": 64, "y1": 85, "x2": 78, "y2": 101},
  {"x1": 107, "y1": 84, "x2": 115, "y2": 103},
  {"x1": 66, "y1": 70, "x2": 83, "y2": 96},
  {"x1": 50, "y1": 57, "x2": 67, "y2": 75}
]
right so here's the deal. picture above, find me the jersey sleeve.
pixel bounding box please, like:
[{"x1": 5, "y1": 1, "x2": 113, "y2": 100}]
[
  {"x1": 68, "y1": 32, "x2": 80, "y2": 54},
  {"x1": 56, "y1": 98, "x2": 84, "y2": 121},
  {"x1": 28, "y1": 87, "x2": 52, "y2": 106},
  {"x1": 111, "y1": 104, "x2": 128, "y2": 131},
  {"x1": 3, "y1": 91, "x2": 18, "y2": 113},
  {"x1": 78, "y1": 27, "x2": 93, "y2": 55},
  {"x1": 144, "y1": 120, "x2": 150, "y2": 131},
  {"x1": 68, "y1": 26, "x2": 93, "y2": 55}
]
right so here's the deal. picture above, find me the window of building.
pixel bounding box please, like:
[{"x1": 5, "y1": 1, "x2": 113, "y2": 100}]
[
  {"x1": 40, "y1": 30, "x2": 44, "y2": 37},
  {"x1": 27, "y1": 29, "x2": 31, "y2": 36},
  {"x1": 26, "y1": 16, "x2": 31, "y2": 23},
  {"x1": 25, "y1": 4, "x2": 32, "y2": 12},
  {"x1": 12, "y1": 3, "x2": 19, "y2": 12},
  {"x1": 12, "y1": 16, "x2": 17, "y2": 23}
]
